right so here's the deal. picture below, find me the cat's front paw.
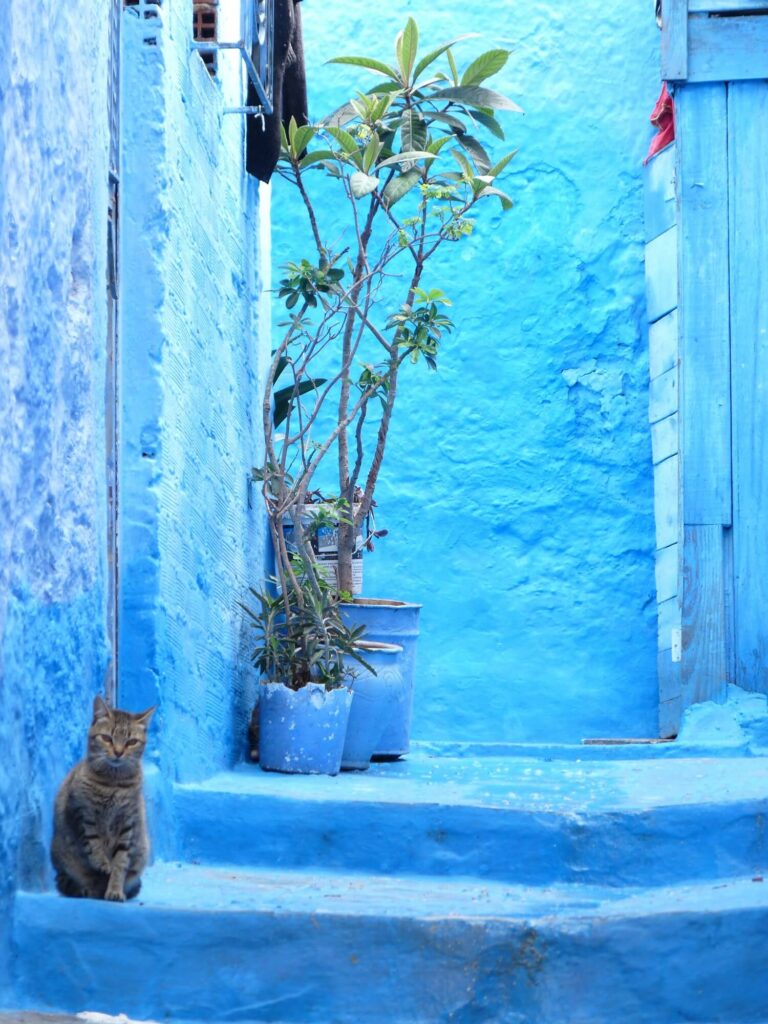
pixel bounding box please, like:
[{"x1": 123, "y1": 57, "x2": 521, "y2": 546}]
[{"x1": 105, "y1": 886, "x2": 126, "y2": 902}]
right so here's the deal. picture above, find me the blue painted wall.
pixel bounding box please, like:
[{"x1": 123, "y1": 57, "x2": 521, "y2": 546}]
[
  {"x1": 0, "y1": 0, "x2": 112, "y2": 995},
  {"x1": 270, "y1": 0, "x2": 662, "y2": 742},
  {"x1": 119, "y1": 0, "x2": 269, "y2": 782}
]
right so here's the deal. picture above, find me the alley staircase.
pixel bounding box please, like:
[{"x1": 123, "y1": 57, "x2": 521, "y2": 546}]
[{"x1": 8, "y1": 746, "x2": 768, "y2": 1023}]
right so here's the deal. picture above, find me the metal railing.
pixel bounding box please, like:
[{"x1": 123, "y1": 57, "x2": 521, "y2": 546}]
[{"x1": 190, "y1": 0, "x2": 275, "y2": 118}]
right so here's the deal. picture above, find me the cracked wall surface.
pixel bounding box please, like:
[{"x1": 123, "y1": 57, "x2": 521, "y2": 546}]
[{"x1": 270, "y1": 1, "x2": 661, "y2": 741}]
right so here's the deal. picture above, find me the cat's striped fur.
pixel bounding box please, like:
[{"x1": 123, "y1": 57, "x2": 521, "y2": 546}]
[{"x1": 51, "y1": 696, "x2": 155, "y2": 901}]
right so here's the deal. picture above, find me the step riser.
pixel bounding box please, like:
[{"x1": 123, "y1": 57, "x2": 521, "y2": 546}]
[
  {"x1": 174, "y1": 791, "x2": 768, "y2": 887},
  {"x1": 13, "y1": 893, "x2": 768, "y2": 1024}
]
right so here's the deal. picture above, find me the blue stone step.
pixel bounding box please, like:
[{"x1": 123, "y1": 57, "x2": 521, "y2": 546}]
[
  {"x1": 11, "y1": 862, "x2": 768, "y2": 1023},
  {"x1": 171, "y1": 750, "x2": 768, "y2": 887}
]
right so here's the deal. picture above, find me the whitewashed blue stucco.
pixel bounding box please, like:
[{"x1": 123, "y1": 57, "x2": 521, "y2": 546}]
[
  {"x1": 270, "y1": 1, "x2": 662, "y2": 742},
  {"x1": 0, "y1": 0, "x2": 112, "y2": 996},
  {"x1": 118, "y1": 1, "x2": 268, "y2": 782}
]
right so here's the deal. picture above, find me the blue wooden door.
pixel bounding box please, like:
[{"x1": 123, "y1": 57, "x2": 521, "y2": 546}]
[{"x1": 647, "y1": 1, "x2": 768, "y2": 732}]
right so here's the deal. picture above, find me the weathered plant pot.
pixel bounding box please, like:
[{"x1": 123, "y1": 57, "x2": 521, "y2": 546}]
[
  {"x1": 341, "y1": 641, "x2": 404, "y2": 771},
  {"x1": 258, "y1": 681, "x2": 353, "y2": 775},
  {"x1": 340, "y1": 598, "x2": 421, "y2": 758}
]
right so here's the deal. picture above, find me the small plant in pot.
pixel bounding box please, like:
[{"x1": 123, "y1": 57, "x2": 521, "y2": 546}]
[
  {"x1": 243, "y1": 563, "x2": 371, "y2": 775},
  {"x1": 254, "y1": 18, "x2": 520, "y2": 758}
]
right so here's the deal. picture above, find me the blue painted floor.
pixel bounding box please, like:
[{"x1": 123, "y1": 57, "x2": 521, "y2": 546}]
[{"x1": 9, "y1": 745, "x2": 768, "y2": 1022}]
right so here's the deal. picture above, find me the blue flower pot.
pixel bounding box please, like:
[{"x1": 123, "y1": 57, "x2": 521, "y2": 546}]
[
  {"x1": 340, "y1": 599, "x2": 421, "y2": 758},
  {"x1": 341, "y1": 642, "x2": 404, "y2": 771},
  {"x1": 258, "y1": 681, "x2": 352, "y2": 775}
]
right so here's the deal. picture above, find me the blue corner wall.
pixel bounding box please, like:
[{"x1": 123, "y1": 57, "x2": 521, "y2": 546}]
[
  {"x1": 119, "y1": 1, "x2": 268, "y2": 782},
  {"x1": 270, "y1": 1, "x2": 662, "y2": 743},
  {"x1": 0, "y1": 0, "x2": 113, "y2": 996}
]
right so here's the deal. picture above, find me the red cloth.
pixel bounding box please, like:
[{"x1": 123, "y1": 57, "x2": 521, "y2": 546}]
[{"x1": 644, "y1": 84, "x2": 675, "y2": 164}]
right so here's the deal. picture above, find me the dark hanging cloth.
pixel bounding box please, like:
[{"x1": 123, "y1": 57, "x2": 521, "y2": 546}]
[{"x1": 246, "y1": 0, "x2": 308, "y2": 183}]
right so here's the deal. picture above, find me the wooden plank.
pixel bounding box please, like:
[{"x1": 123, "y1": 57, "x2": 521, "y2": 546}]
[
  {"x1": 649, "y1": 309, "x2": 679, "y2": 380},
  {"x1": 645, "y1": 227, "x2": 679, "y2": 324},
  {"x1": 658, "y1": 596, "x2": 682, "y2": 652},
  {"x1": 681, "y1": 525, "x2": 729, "y2": 705},
  {"x1": 644, "y1": 144, "x2": 677, "y2": 242},
  {"x1": 652, "y1": 412, "x2": 679, "y2": 465},
  {"x1": 661, "y1": 0, "x2": 689, "y2": 80},
  {"x1": 648, "y1": 365, "x2": 678, "y2": 424},
  {"x1": 676, "y1": 84, "x2": 732, "y2": 525},
  {"x1": 659, "y1": 690, "x2": 683, "y2": 738},
  {"x1": 690, "y1": 0, "x2": 768, "y2": 11},
  {"x1": 653, "y1": 454, "x2": 680, "y2": 550},
  {"x1": 728, "y1": 81, "x2": 768, "y2": 693},
  {"x1": 688, "y1": 14, "x2": 768, "y2": 81},
  {"x1": 655, "y1": 543, "x2": 679, "y2": 603}
]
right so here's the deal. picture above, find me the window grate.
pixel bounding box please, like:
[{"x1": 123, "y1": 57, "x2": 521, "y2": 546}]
[
  {"x1": 193, "y1": 1, "x2": 218, "y2": 75},
  {"x1": 190, "y1": 0, "x2": 274, "y2": 117}
]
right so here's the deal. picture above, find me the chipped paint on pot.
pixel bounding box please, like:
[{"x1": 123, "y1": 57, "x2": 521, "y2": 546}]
[{"x1": 258, "y1": 682, "x2": 353, "y2": 776}]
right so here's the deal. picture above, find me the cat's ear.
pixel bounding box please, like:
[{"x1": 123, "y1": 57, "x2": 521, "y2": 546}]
[
  {"x1": 134, "y1": 705, "x2": 157, "y2": 727},
  {"x1": 92, "y1": 695, "x2": 112, "y2": 722}
]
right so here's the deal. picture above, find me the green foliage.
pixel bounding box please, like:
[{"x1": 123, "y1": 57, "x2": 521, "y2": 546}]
[
  {"x1": 388, "y1": 295, "x2": 454, "y2": 370},
  {"x1": 277, "y1": 260, "x2": 345, "y2": 310},
  {"x1": 258, "y1": 18, "x2": 521, "y2": 600},
  {"x1": 241, "y1": 565, "x2": 371, "y2": 691}
]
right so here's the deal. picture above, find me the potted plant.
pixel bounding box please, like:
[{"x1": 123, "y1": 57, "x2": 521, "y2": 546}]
[
  {"x1": 242, "y1": 565, "x2": 370, "y2": 775},
  {"x1": 254, "y1": 18, "x2": 519, "y2": 756}
]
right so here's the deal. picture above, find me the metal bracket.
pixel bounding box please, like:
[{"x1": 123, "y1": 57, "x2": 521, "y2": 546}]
[{"x1": 191, "y1": 0, "x2": 275, "y2": 117}]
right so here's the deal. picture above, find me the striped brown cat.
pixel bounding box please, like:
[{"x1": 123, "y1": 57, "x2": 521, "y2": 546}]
[{"x1": 51, "y1": 696, "x2": 156, "y2": 901}]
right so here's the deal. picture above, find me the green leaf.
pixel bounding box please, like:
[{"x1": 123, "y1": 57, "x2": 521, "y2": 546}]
[
  {"x1": 423, "y1": 110, "x2": 467, "y2": 134},
  {"x1": 350, "y1": 171, "x2": 380, "y2": 197},
  {"x1": 457, "y1": 134, "x2": 492, "y2": 173},
  {"x1": 273, "y1": 379, "x2": 329, "y2": 427},
  {"x1": 470, "y1": 109, "x2": 506, "y2": 140},
  {"x1": 377, "y1": 149, "x2": 434, "y2": 169},
  {"x1": 326, "y1": 56, "x2": 400, "y2": 80},
  {"x1": 476, "y1": 185, "x2": 515, "y2": 211},
  {"x1": 382, "y1": 168, "x2": 422, "y2": 208},
  {"x1": 401, "y1": 109, "x2": 427, "y2": 155},
  {"x1": 427, "y1": 135, "x2": 453, "y2": 156},
  {"x1": 412, "y1": 35, "x2": 478, "y2": 82},
  {"x1": 292, "y1": 125, "x2": 316, "y2": 157},
  {"x1": 432, "y1": 85, "x2": 523, "y2": 112},
  {"x1": 299, "y1": 149, "x2": 337, "y2": 170},
  {"x1": 460, "y1": 49, "x2": 510, "y2": 86},
  {"x1": 326, "y1": 125, "x2": 360, "y2": 154},
  {"x1": 450, "y1": 148, "x2": 474, "y2": 179},
  {"x1": 363, "y1": 135, "x2": 382, "y2": 172},
  {"x1": 447, "y1": 48, "x2": 459, "y2": 86},
  {"x1": 365, "y1": 81, "x2": 402, "y2": 96},
  {"x1": 488, "y1": 148, "x2": 518, "y2": 179},
  {"x1": 396, "y1": 17, "x2": 419, "y2": 84}
]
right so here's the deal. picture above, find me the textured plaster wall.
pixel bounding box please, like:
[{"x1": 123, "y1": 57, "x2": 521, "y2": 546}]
[
  {"x1": 0, "y1": 0, "x2": 111, "y2": 993},
  {"x1": 120, "y1": 0, "x2": 267, "y2": 782},
  {"x1": 271, "y1": 1, "x2": 661, "y2": 741}
]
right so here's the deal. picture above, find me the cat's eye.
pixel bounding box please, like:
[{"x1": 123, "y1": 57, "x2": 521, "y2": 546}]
[
  {"x1": 125, "y1": 738, "x2": 140, "y2": 747},
  {"x1": 98, "y1": 734, "x2": 112, "y2": 743}
]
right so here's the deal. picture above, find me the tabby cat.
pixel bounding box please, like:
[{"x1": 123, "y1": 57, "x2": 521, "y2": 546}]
[{"x1": 51, "y1": 696, "x2": 156, "y2": 901}]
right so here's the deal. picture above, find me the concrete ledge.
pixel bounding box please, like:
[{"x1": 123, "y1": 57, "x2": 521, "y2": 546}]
[
  {"x1": 173, "y1": 753, "x2": 768, "y2": 887},
  {"x1": 11, "y1": 866, "x2": 768, "y2": 1023}
]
